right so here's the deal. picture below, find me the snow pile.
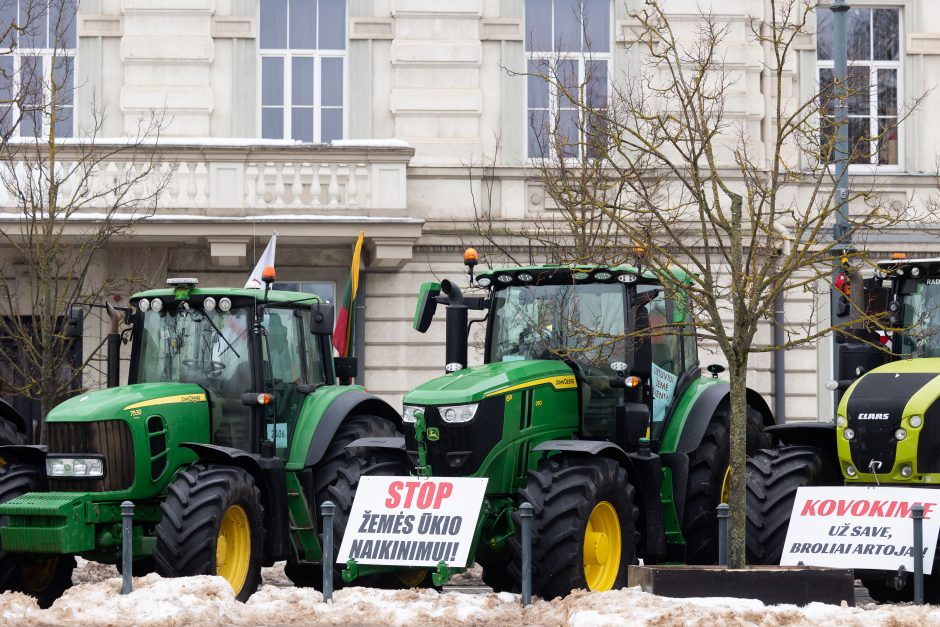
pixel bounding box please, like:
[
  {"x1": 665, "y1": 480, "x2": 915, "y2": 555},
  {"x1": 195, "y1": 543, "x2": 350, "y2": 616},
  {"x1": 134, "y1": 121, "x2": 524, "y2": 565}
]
[{"x1": 4, "y1": 566, "x2": 940, "y2": 626}]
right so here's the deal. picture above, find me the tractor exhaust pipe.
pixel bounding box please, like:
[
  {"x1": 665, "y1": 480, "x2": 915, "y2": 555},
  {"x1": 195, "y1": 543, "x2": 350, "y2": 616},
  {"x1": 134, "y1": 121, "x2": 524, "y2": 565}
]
[
  {"x1": 106, "y1": 302, "x2": 122, "y2": 388},
  {"x1": 440, "y1": 280, "x2": 468, "y2": 373}
]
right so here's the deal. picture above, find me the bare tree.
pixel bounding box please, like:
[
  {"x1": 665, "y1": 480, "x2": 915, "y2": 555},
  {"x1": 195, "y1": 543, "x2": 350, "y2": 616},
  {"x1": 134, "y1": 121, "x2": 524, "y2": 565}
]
[
  {"x1": 472, "y1": 0, "x2": 928, "y2": 568},
  {"x1": 0, "y1": 0, "x2": 169, "y2": 435}
]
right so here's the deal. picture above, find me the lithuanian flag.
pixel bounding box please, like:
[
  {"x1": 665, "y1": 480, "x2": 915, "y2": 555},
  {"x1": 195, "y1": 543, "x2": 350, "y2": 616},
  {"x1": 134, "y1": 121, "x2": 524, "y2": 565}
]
[{"x1": 332, "y1": 231, "x2": 365, "y2": 356}]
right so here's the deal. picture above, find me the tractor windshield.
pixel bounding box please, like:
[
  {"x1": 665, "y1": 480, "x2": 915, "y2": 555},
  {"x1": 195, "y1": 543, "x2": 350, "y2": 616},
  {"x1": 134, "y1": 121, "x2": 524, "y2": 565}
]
[
  {"x1": 488, "y1": 283, "x2": 626, "y2": 373},
  {"x1": 900, "y1": 279, "x2": 940, "y2": 357},
  {"x1": 136, "y1": 304, "x2": 253, "y2": 391}
]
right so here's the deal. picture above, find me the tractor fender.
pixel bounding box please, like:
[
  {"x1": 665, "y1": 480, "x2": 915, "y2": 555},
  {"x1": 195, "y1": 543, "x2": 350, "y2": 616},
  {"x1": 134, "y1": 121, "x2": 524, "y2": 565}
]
[
  {"x1": 531, "y1": 439, "x2": 667, "y2": 559},
  {"x1": 346, "y1": 436, "x2": 406, "y2": 451},
  {"x1": 674, "y1": 383, "x2": 775, "y2": 455},
  {"x1": 765, "y1": 423, "x2": 839, "y2": 469},
  {"x1": 0, "y1": 398, "x2": 28, "y2": 435},
  {"x1": 303, "y1": 390, "x2": 401, "y2": 468},
  {"x1": 180, "y1": 442, "x2": 289, "y2": 563},
  {"x1": 0, "y1": 444, "x2": 46, "y2": 465}
]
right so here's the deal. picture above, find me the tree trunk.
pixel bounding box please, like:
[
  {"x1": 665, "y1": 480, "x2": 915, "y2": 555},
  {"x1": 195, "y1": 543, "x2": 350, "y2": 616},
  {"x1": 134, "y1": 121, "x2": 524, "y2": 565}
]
[{"x1": 727, "y1": 355, "x2": 749, "y2": 569}]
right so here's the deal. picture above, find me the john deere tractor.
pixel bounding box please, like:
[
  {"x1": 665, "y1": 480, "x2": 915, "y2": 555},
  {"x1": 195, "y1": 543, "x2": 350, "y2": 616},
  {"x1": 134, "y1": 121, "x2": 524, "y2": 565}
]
[
  {"x1": 350, "y1": 258, "x2": 774, "y2": 597},
  {"x1": 746, "y1": 256, "x2": 940, "y2": 602},
  {"x1": 0, "y1": 276, "x2": 402, "y2": 606}
]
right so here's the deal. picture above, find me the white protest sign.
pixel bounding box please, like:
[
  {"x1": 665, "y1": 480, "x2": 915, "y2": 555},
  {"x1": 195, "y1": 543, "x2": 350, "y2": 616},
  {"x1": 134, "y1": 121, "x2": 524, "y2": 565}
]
[
  {"x1": 781, "y1": 486, "x2": 940, "y2": 573},
  {"x1": 651, "y1": 363, "x2": 677, "y2": 425},
  {"x1": 336, "y1": 476, "x2": 487, "y2": 567}
]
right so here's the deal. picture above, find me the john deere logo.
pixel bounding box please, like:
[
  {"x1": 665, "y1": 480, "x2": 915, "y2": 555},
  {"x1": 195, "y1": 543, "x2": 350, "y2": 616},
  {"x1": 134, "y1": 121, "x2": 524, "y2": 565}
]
[{"x1": 427, "y1": 427, "x2": 440, "y2": 441}]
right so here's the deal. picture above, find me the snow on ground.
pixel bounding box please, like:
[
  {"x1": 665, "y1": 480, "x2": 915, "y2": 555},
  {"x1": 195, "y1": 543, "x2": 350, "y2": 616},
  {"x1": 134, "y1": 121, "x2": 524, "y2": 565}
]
[{"x1": 2, "y1": 559, "x2": 940, "y2": 626}]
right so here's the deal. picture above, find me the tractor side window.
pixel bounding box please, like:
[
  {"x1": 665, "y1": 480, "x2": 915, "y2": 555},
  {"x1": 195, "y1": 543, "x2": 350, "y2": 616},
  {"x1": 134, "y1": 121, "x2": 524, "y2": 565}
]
[
  {"x1": 301, "y1": 310, "x2": 327, "y2": 385},
  {"x1": 679, "y1": 296, "x2": 698, "y2": 371},
  {"x1": 649, "y1": 291, "x2": 681, "y2": 430},
  {"x1": 262, "y1": 307, "x2": 306, "y2": 457},
  {"x1": 900, "y1": 280, "x2": 940, "y2": 358}
]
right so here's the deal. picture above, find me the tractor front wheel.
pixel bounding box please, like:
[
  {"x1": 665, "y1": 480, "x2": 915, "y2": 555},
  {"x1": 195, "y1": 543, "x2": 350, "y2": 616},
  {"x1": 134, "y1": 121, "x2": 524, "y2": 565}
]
[
  {"x1": 153, "y1": 463, "x2": 264, "y2": 602},
  {"x1": 745, "y1": 446, "x2": 836, "y2": 565},
  {"x1": 0, "y1": 463, "x2": 75, "y2": 608},
  {"x1": 508, "y1": 456, "x2": 637, "y2": 599}
]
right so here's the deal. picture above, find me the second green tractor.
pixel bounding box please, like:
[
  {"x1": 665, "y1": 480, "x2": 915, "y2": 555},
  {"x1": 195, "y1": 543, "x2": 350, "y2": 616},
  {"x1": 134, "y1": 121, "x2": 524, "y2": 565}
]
[{"x1": 350, "y1": 258, "x2": 774, "y2": 597}]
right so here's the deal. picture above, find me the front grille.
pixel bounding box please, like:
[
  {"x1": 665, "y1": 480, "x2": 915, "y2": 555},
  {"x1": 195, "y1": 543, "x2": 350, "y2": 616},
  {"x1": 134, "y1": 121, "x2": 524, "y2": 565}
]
[
  {"x1": 404, "y1": 397, "x2": 504, "y2": 477},
  {"x1": 845, "y1": 372, "x2": 936, "y2": 475},
  {"x1": 45, "y1": 420, "x2": 135, "y2": 491}
]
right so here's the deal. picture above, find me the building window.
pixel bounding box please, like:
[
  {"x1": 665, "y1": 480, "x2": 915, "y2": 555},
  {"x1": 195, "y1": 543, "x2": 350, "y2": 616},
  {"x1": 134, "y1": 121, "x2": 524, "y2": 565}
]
[
  {"x1": 817, "y1": 7, "x2": 900, "y2": 166},
  {"x1": 525, "y1": 0, "x2": 610, "y2": 159},
  {"x1": 274, "y1": 280, "x2": 335, "y2": 304},
  {"x1": 259, "y1": 0, "x2": 346, "y2": 143},
  {"x1": 0, "y1": 0, "x2": 77, "y2": 138}
]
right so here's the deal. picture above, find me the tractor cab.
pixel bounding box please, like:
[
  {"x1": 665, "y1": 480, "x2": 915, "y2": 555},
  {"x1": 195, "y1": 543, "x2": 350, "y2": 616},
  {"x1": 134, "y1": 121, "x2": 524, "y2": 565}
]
[{"x1": 128, "y1": 278, "x2": 334, "y2": 458}]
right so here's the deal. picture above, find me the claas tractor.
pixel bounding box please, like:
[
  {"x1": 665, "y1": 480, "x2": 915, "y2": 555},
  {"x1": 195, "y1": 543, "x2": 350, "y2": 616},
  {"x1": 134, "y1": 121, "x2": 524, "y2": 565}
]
[
  {"x1": 351, "y1": 258, "x2": 775, "y2": 598},
  {"x1": 746, "y1": 256, "x2": 940, "y2": 602},
  {"x1": 0, "y1": 276, "x2": 402, "y2": 606}
]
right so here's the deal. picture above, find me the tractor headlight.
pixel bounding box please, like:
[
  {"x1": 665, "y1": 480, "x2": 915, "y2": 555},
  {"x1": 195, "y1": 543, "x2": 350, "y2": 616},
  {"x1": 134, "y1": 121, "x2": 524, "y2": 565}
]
[
  {"x1": 836, "y1": 415, "x2": 846, "y2": 427},
  {"x1": 439, "y1": 403, "x2": 479, "y2": 423},
  {"x1": 402, "y1": 405, "x2": 423, "y2": 424},
  {"x1": 845, "y1": 465, "x2": 857, "y2": 477},
  {"x1": 138, "y1": 298, "x2": 150, "y2": 312},
  {"x1": 150, "y1": 298, "x2": 163, "y2": 313},
  {"x1": 46, "y1": 456, "x2": 105, "y2": 478},
  {"x1": 843, "y1": 428, "x2": 855, "y2": 440},
  {"x1": 203, "y1": 296, "x2": 216, "y2": 311},
  {"x1": 910, "y1": 415, "x2": 923, "y2": 428},
  {"x1": 895, "y1": 428, "x2": 907, "y2": 441},
  {"x1": 901, "y1": 464, "x2": 914, "y2": 478}
]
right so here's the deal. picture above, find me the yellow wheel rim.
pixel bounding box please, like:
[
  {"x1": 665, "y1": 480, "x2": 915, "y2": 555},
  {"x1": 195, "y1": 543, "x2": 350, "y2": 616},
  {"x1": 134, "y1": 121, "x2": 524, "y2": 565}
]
[
  {"x1": 216, "y1": 504, "x2": 251, "y2": 594},
  {"x1": 398, "y1": 570, "x2": 428, "y2": 587},
  {"x1": 21, "y1": 556, "x2": 58, "y2": 592},
  {"x1": 583, "y1": 501, "x2": 622, "y2": 591},
  {"x1": 720, "y1": 466, "x2": 732, "y2": 504}
]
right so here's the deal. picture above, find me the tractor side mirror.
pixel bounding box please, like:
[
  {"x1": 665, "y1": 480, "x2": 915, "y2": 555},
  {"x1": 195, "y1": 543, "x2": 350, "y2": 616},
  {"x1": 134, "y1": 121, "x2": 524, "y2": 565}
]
[
  {"x1": 65, "y1": 306, "x2": 83, "y2": 338},
  {"x1": 615, "y1": 402, "x2": 650, "y2": 450},
  {"x1": 334, "y1": 356, "x2": 357, "y2": 385},
  {"x1": 414, "y1": 281, "x2": 441, "y2": 333},
  {"x1": 309, "y1": 302, "x2": 334, "y2": 336}
]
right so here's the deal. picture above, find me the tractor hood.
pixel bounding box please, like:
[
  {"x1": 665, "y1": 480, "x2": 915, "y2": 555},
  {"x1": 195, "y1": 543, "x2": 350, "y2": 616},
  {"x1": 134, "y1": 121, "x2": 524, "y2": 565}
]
[
  {"x1": 404, "y1": 359, "x2": 577, "y2": 406},
  {"x1": 837, "y1": 358, "x2": 940, "y2": 482},
  {"x1": 47, "y1": 382, "x2": 208, "y2": 423}
]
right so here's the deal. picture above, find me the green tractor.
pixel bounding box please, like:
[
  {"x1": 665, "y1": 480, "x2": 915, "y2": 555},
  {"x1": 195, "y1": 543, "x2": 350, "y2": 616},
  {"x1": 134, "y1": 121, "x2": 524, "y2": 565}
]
[
  {"x1": 0, "y1": 277, "x2": 402, "y2": 606},
  {"x1": 349, "y1": 259, "x2": 774, "y2": 597},
  {"x1": 746, "y1": 256, "x2": 940, "y2": 602}
]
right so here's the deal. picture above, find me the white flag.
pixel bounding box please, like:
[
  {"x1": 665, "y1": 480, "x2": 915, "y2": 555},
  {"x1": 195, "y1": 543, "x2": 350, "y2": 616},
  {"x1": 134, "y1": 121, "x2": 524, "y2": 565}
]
[{"x1": 245, "y1": 233, "x2": 277, "y2": 289}]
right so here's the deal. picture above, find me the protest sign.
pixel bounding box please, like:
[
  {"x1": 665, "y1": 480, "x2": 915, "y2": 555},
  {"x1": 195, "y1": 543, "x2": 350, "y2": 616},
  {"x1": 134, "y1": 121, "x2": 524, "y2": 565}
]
[
  {"x1": 336, "y1": 476, "x2": 487, "y2": 567},
  {"x1": 781, "y1": 486, "x2": 940, "y2": 573}
]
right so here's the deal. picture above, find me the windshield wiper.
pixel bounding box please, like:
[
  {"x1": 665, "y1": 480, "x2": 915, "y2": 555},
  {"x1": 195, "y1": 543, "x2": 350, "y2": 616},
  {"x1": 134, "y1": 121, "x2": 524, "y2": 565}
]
[{"x1": 194, "y1": 308, "x2": 241, "y2": 359}]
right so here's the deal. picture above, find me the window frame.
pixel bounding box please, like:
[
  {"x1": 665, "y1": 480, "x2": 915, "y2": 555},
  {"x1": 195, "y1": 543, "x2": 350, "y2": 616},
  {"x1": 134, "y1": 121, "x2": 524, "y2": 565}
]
[
  {"x1": 815, "y1": 5, "x2": 904, "y2": 173},
  {"x1": 524, "y1": 0, "x2": 613, "y2": 162},
  {"x1": 1, "y1": 0, "x2": 77, "y2": 139},
  {"x1": 257, "y1": 0, "x2": 348, "y2": 143}
]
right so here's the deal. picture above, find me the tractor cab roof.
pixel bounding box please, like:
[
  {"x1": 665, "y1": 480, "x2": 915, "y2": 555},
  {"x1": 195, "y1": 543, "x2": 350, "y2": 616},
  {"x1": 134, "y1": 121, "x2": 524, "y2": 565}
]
[
  {"x1": 876, "y1": 257, "x2": 940, "y2": 278},
  {"x1": 130, "y1": 287, "x2": 322, "y2": 306},
  {"x1": 474, "y1": 264, "x2": 694, "y2": 289}
]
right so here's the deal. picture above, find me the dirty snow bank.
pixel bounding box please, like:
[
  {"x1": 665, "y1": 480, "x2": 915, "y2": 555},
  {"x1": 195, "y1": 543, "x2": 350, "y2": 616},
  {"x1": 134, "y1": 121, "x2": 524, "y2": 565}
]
[{"x1": 3, "y1": 570, "x2": 940, "y2": 626}]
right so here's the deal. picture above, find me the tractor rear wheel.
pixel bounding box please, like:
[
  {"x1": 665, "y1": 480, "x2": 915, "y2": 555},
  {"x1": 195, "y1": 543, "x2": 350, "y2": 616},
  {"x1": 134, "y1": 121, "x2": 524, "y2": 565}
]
[
  {"x1": 0, "y1": 463, "x2": 75, "y2": 608},
  {"x1": 0, "y1": 416, "x2": 26, "y2": 447},
  {"x1": 745, "y1": 446, "x2": 835, "y2": 565},
  {"x1": 284, "y1": 414, "x2": 407, "y2": 590},
  {"x1": 508, "y1": 456, "x2": 638, "y2": 599},
  {"x1": 683, "y1": 404, "x2": 769, "y2": 564},
  {"x1": 153, "y1": 463, "x2": 264, "y2": 602}
]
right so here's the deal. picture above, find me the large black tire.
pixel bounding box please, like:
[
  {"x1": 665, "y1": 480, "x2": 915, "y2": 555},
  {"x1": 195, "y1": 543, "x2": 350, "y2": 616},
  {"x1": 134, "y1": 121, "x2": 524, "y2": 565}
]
[
  {"x1": 480, "y1": 559, "x2": 515, "y2": 593},
  {"x1": 507, "y1": 456, "x2": 638, "y2": 599},
  {"x1": 283, "y1": 414, "x2": 406, "y2": 590},
  {"x1": 0, "y1": 463, "x2": 75, "y2": 608},
  {"x1": 683, "y1": 404, "x2": 770, "y2": 565},
  {"x1": 153, "y1": 463, "x2": 265, "y2": 602},
  {"x1": 745, "y1": 446, "x2": 836, "y2": 565},
  {"x1": 0, "y1": 416, "x2": 27, "y2": 447}
]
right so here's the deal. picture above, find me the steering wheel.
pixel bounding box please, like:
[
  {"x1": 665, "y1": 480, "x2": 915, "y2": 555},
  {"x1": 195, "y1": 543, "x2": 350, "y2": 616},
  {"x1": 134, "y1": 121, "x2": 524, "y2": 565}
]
[{"x1": 182, "y1": 359, "x2": 227, "y2": 376}]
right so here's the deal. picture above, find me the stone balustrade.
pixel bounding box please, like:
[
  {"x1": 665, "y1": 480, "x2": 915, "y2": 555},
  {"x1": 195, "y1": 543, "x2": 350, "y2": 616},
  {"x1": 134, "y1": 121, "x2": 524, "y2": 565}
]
[{"x1": 0, "y1": 140, "x2": 414, "y2": 216}]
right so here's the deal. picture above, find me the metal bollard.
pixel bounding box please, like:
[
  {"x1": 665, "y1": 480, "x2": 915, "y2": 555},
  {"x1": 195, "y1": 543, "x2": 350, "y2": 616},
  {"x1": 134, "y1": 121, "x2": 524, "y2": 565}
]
[
  {"x1": 717, "y1": 503, "x2": 729, "y2": 567},
  {"x1": 520, "y1": 502, "x2": 533, "y2": 606},
  {"x1": 322, "y1": 500, "x2": 335, "y2": 603},
  {"x1": 913, "y1": 504, "x2": 925, "y2": 605},
  {"x1": 121, "y1": 500, "x2": 134, "y2": 594}
]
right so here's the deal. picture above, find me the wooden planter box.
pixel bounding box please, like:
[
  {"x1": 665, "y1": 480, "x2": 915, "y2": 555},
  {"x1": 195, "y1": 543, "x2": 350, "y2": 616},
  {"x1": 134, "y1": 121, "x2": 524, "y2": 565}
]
[{"x1": 627, "y1": 565, "x2": 856, "y2": 607}]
